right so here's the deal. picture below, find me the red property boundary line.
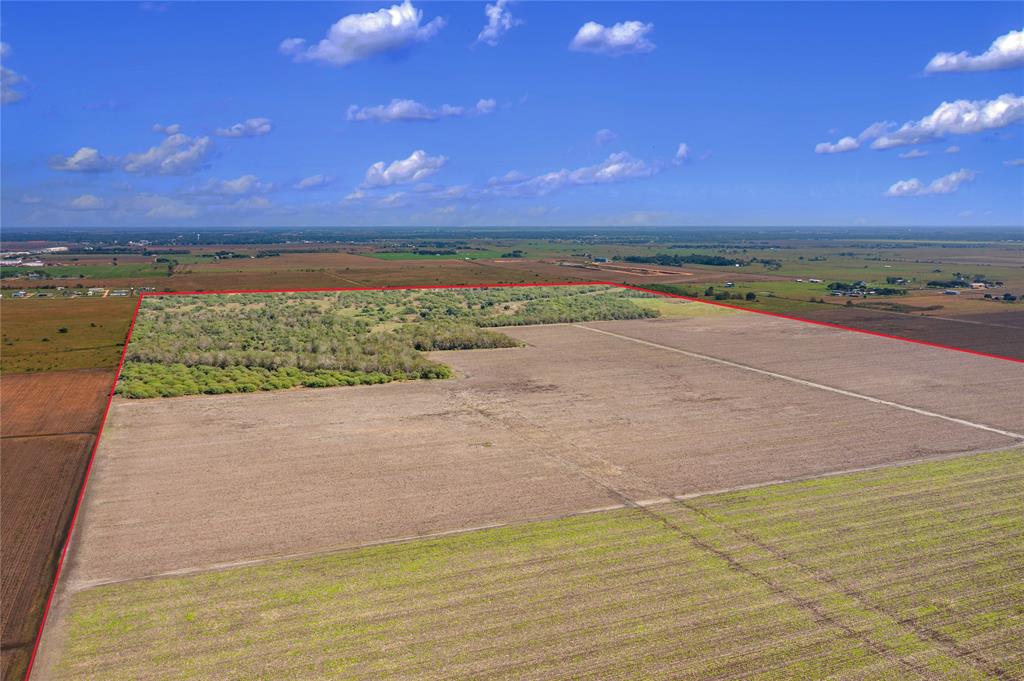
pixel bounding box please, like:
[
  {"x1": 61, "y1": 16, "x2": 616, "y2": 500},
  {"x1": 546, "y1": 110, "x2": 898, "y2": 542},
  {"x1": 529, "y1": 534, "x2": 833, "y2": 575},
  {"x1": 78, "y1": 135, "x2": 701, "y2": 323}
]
[{"x1": 22, "y1": 280, "x2": 1022, "y2": 680}]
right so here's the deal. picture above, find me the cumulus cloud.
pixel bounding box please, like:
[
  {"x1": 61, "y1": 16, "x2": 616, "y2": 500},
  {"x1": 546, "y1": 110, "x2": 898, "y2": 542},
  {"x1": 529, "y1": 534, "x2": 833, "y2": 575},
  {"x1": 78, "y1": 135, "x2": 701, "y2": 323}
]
[
  {"x1": 1, "y1": 42, "x2": 26, "y2": 105},
  {"x1": 570, "y1": 20, "x2": 655, "y2": 55},
  {"x1": 347, "y1": 98, "x2": 495, "y2": 122},
  {"x1": 595, "y1": 128, "x2": 618, "y2": 145},
  {"x1": 51, "y1": 147, "x2": 118, "y2": 172},
  {"x1": 485, "y1": 152, "x2": 657, "y2": 198},
  {"x1": 294, "y1": 174, "x2": 332, "y2": 190},
  {"x1": 926, "y1": 28, "x2": 1024, "y2": 73},
  {"x1": 188, "y1": 174, "x2": 273, "y2": 196},
  {"x1": 885, "y1": 169, "x2": 977, "y2": 197},
  {"x1": 70, "y1": 194, "x2": 106, "y2": 210},
  {"x1": 819, "y1": 94, "x2": 1024, "y2": 153},
  {"x1": 362, "y1": 149, "x2": 447, "y2": 187},
  {"x1": 815, "y1": 136, "x2": 860, "y2": 154},
  {"x1": 280, "y1": 0, "x2": 444, "y2": 67},
  {"x1": 215, "y1": 117, "x2": 272, "y2": 137},
  {"x1": 476, "y1": 0, "x2": 521, "y2": 46},
  {"x1": 122, "y1": 133, "x2": 214, "y2": 175},
  {"x1": 152, "y1": 122, "x2": 181, "y2": 135},
  {"x1": 898, "y1": 149, "x2": 929, "y2": 159},
  {"x1": 870, "y1": 94, "x2": 1024, "y2": 149},
  {"x1": 675, "y1": 143, "x2": 690, "y2": 163}
]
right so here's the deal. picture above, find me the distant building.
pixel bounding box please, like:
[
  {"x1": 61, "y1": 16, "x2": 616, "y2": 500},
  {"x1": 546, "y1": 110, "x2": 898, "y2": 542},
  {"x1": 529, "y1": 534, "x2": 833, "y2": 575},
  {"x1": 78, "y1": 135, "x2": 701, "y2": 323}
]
[
  {"x1": 969, "y1": 282, "x2": 986, "y2": 290},
  {"x1": 808, "y1": 278, "x2": 822, "y2": 283},
  {"x1": 110, "y1": 289, "x2": 130, "y2": 296},
  {"x1": 592, "y1": 257, "x2": 609, "y2": 263}
]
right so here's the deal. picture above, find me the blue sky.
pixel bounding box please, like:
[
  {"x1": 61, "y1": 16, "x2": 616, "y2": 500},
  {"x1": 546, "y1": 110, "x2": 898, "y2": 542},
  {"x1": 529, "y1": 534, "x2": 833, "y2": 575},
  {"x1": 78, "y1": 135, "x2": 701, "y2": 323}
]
[{"x1": 1, "y1": 1, "x2": 1022, "y2": 229}]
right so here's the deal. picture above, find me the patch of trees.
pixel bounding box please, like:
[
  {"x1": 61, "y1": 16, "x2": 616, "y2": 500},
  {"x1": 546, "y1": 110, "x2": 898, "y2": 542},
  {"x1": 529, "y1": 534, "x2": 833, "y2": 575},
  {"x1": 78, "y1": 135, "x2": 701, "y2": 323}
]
[
  {"x1": 618, "y1": 253, "x2": 747, "y2": 267},
  {"x1": 120, "y1": 286, "x2": 658, "y2": 398},
  {"x1": 926, "y1": 279, "x2": 970, "y2": 288},
  {"x1": 500, "y1": 250, "x2": 526, "y2": 258}
]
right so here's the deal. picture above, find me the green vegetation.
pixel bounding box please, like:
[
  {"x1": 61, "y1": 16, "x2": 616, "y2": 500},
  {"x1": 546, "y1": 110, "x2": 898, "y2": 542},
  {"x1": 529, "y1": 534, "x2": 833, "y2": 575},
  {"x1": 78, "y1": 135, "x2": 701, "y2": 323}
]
[
  {"x1": 118, "y1": 286, "x2": 657, "y2": 398},
  {"x1": 58, "y1": 449, "x2": 1023, "y2": 679}
]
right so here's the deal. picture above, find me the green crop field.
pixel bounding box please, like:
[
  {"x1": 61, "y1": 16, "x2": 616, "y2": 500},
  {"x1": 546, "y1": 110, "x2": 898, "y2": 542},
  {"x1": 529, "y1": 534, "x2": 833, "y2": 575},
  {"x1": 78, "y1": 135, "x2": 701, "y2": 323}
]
[{"x1": 56, "y1": 449, "x2": 1023, "y2": 680}]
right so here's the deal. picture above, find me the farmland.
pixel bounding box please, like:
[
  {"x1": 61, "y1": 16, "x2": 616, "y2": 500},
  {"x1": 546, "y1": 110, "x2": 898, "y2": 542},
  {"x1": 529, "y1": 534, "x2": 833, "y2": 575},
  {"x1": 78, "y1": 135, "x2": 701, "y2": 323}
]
[
  {"x1": 0, "y1": 369, "x2": 116, "y2": 681},
  {"x1": 115, "y1": 286, "x2": 656, "y2": 398},
  {"x1": 51, "y1": 449, "x2": 1022, "y2": 680},
  {"x1": 16, "y1": 281, "x2": 1024, "y2": 680},
  {"x1": 0, "y1": 369, "x2": 115, "y2": 681},
  {"x1": 0, "y1": 298, "x2": 137, "y2": 373}
]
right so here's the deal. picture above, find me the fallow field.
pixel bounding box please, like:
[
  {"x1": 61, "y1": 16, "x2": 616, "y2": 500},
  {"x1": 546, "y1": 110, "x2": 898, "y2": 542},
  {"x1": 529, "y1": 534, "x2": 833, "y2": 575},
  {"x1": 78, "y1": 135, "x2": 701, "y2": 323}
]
[
  {"x1": 0, "y1": 370, "x2": 115, "y2": 681},
  {"x1": 30, "y1": 285, "x2": 1024, "y2": 680}
]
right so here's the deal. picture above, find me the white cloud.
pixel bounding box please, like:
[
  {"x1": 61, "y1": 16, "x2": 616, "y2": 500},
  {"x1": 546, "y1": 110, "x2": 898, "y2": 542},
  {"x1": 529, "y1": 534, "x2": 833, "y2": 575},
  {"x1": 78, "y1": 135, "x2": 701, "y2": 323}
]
[
  {"x1": 188, "y1": 174, "x2": 273, "y2": 196},
  {"x1": 20, "y1": 195, "x2": 42, "y2": 204},
  {"x1": 129, "y1": 194, "x2": 200, "y2": 219},
  {"x1": 885, "y1": 169, "x2": 977, "y2": 197},
  {"x1": 1005, "y1": 158, "x2": 1024, "y2": 167},
  {"x1": 485, "y1": 152, "x2": 657, "y2": 198},
  {"x1": 343, "y1": 189, "x2": 367, "y2": 202},
  {"x1": 378, "y1": 192, "x2": 407, "y2": 207},
  {"x1": 152, "y1": 122, "x2": 181, "y2": 135},
  {"x1": 294, "y1": 174, "x2": 332, "y2": 190},
  {"x1": 595, "y1": 128, "x2": 618, "y2": 145},
  {"x1": 946, "y1": 145, "x2": 961, "y2": 154},
  {"x1": 215, "y1": 117, "x2": 271, "y2": 137},
  {"x1": 898, "y1": 149, "x2": 929, "y2": 159},
  {"x1": 926, "y1": 28, "x2": 1024, "y2": 73},
  {"x1": 1, "y1": 42, "x2": 26, "y2": 105},
  {"x1": 280, "y1": 0, "x2": 444, "y2": 67},
  {"x1": 815, "y1": 136, "x2": 860, "y2": 154},
  {"x1": 570, "y1": 20, "x2": 655, "y2": 55},
  {"x1": 476, "y1": 0, "x2": 521, "y2": 47},
  {"x1": 362, "y1": 149, "x2": 447, "y2": 187},
  {"x1": 675, "y1": 143, "x2": 690, "y2": 163},
  {"x1": 70, "y1": 194, "x2": 106, "y2": 210},
  {"x1": 51, "y1": 147, "x2": 117, "y2": 172},
  {"x1": 871, "y1": 94, "x2": 1024, "y2": 149},
  {"x1": 122, "y1": 133, "x2": 213, "y2": 175},
  {"x1": 347, "y1": 98, "x2": 495, "y2": 122},
  {"x1": 219, "y1": 196, "x2": 273, "y2": 212}
]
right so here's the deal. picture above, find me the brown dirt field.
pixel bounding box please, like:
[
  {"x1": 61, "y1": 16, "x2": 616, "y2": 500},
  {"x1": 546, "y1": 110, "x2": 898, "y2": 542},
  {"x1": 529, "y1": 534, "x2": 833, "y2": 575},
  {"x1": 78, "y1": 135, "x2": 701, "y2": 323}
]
[
  {"x1": 779, "y1": 304, "x2": 1024, "y2": 360},
  {"x1": 590, "y1": 310, "x2": 1024, "y2": 435},
  {"x1": 0, "y1": 371, "x2": 114, "y2": 681},
  {"x1": 65, "y1": 316, "x2": 1019, "y2": 588},
  {"x1": 0, "y1": 435, "x2": 95, "y2": 681},
  {"x1": 1, "y1": 370, "x2": 114, "y2": 438}
]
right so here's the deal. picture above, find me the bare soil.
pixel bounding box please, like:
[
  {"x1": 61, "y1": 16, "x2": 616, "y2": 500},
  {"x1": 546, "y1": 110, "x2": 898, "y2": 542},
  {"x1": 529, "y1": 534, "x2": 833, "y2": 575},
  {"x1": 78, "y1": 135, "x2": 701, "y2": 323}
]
[
  {"x1": 64, "y1": 316, "x2": 1020, "y2": 588},
  {"x1": 1, "y1": 370, "x2": 114, "y2": 438},
  {"x1": 782, "y1": 305, "x2": 1024, "y2": 360},
  {"x1": 0, "y1": 370, "x2": 114, "y2": 681},
  {"x1": 0, "y1": 435, "x2": 95, "y2": 681}
]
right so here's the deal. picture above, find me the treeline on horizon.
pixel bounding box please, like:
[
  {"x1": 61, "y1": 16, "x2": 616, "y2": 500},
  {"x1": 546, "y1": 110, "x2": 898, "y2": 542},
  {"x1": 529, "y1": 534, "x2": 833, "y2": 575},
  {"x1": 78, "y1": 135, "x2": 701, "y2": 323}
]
[
  {"x1": 615, "y1": 253, "x2": 783, "y2": 269},
  {"x1": 117, "y1": 286, "x2": 657, "y2": 398}
]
